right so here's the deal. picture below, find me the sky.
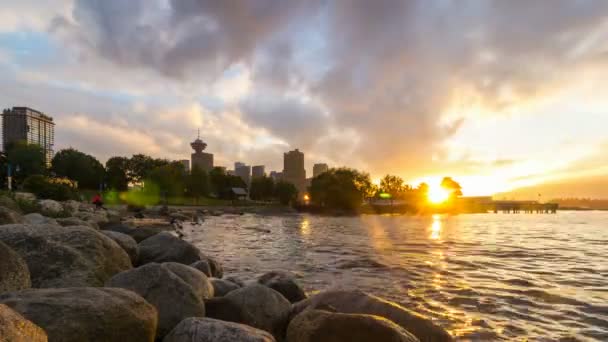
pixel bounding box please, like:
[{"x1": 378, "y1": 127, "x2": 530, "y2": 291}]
[{"x1": 1, "y1": 0, "x2": 607, "y2": 198}]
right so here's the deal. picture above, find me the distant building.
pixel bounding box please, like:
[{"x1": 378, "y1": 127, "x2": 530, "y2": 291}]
[
  {"x1": 190, "y1": 132, "x2": 213, "y2": 172},
  {"x1": 252, "y1": 165, "x2": 265, "y2": 178},
  {"x1": 2, "y1": 107, "x2": 55, "y2": 164},
  {"x1": 235, "y1": 162, "x2": 251, "y2": 187},
  {"x1": 283, "y1": 149, "x2": 306, "y2": 194},
  {"x1": 313, "y1": 163, "x2": 329, "y2": 178},
  {"x1": 179, "y1": 159, "x2": 190, "y2": 173},
  {"x1": 269, "y1": 171, "x2": 282, "y2": 181}
]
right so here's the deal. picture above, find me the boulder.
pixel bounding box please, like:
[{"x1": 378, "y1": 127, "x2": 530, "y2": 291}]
[
  {"x1": 211, "y1": 278, "x2": 241, "y2": 297},
  {"x1": 169, "y1": 212, "x2": 192, "y2": 221},
  {"x1": 62, "y1": 200, "x2": 81, "y2": 215},
  {"x1": 0, "y1": 196, "x2": 20, "y2": 212},
  {"x1": 56, "y1": 217, "x2": 99, "y2": 230},
  {"x1": 103, "y1": 223, "x2": 167, "y2": 242},
  {"x1": 207, "y1": 284, "x2": 291, "y2": 340},
  {"x1": 257, "y1": 271, "x2": 307, "y2": 303},
  {"x1": 14, "y1": 192, "x2": 36, "y2": 203},
  {"x1": 106, "y1": 262, "x2": 213, "y2": 338},
  {"x1": 224, "y1": 276, "x2": 246, "y2": 287},
  {"x1": 38, "y1": 199, "x2": 64, "y2": 217},
  {"x1": 23, "y1": 213, "x2": 57, "y2": 225},
  {"x1": 0, "y1": 304, "x2": 48, "y2": 342},
  {"x1": 0, "y1": 206, "x2": 24, "y2": 225},
  {"x1": 75, "y1": 210, "x2": 109, "y2": 225},
  {"x1": 0, "y1": 241, "x2": 31, "y2": 293},
  {"x1": 292, "y1": 290, "x2": 452, "y2": 342},
  {"x1": 101, "y1": 230, "x2": 139, "y2": 265},
  {"x1": 138, "y1": 232, "x2": 202, "y2": 265},
  {"x1": 0, "y1": 287, "x2": 157, "y2": 342},
  {"x1": 190, "y1": 260, "x2": 212, "y2": 277},
  {"x1": 190, "y1": 257, "x2": 224, "y2": 279},
  {"x1": 287, "y1": 309, "x2": 419, "y2": 342},
  {"x1": 105, "y1": 209, "x2": 123, "y2": 224},
  {"x1": 164, "y1": 317, "x2": 276, "y2": 342},
  {"x1": 0, "y1": 224, "x2": 132, "y2": 288}
]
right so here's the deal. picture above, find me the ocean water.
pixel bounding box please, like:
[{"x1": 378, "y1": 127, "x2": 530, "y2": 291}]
[{"x1": 184, "y1": 211, "x2": 608, "y2": 341}]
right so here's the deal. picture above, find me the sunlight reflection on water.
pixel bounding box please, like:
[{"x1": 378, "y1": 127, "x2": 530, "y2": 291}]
[{"x1": 185, "y1": 211, "x2": 608, "y2": 341}]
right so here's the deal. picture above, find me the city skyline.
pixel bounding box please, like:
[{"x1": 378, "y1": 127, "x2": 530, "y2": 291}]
[{"x1": 1, "y1": 1, "x2": 608, "y2": 197}]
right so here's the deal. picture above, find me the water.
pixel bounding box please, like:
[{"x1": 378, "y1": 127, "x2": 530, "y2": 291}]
[{"x1": 184, "y1": 211, "x2": 608, "y2": 341}]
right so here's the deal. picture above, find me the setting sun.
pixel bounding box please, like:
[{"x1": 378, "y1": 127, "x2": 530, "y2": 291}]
[{"x1": 428, "y1": 185, "x2": 450, "y2": 204}]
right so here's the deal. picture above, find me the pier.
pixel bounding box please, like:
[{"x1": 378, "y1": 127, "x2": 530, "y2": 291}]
[{"x1": 490, "y1": 200, "x2": 558, "y2": 214}]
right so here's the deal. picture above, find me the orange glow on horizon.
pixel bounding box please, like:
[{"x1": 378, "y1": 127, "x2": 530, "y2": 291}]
[{"x1": 428, "y1": 184, "x2": 450, "y2": 203}]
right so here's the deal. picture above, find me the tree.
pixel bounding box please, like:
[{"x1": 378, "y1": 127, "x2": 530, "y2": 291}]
[
  {"x1": 274, "y1": 181, "x2": 298, "y2": 205},
  {"x1": 250, "y1": 176, "x2": 275, "y2": 201},
  {"x1": 209, "y1": 167, "x2": 246, "y2": 199},
  {"x1": 379, "y1": 174, "x2": 407, "y2": 199},
  {"x1": 6, "y1": 141, "x2": 46, "y2": 183},
  {"x1": 106, "y1": 156, "x2": 130, "y2": 191},
  {"x1": 309, "y1": 168, "x2": 373, "y2": 211},
  {"x1": 441, "y1": 177, "x2": 463, "y2": 197},
  {"x1": 128, "y1": 154, "x2": 168, "y2": 185},
  {"x1": 146, "y1": 161, "x2": 186, "y2": 198},
  {"x1": 51, "y1": 148, "x2": 105, "y2": 190},
  {"x1": 187, "y1": 166, "x2": 209, "y2": 203}
]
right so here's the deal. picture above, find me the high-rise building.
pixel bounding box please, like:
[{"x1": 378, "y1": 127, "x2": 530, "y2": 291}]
[
  {"x1": 190, "y1": 131, "x2": 213, "y2": 172},
  {"x1": 313, "y1": 163, "x2": 329, "y2": 178},
  {"x1": 234, "y1": 162, "x2": 251, "y2": 187},
  {"x1": 179, "y1": 159, "x2": 190, "y2": 173},
  {"x1": 252, "y1": 165, "x2": 265, "y2": 178},
  {"x1": 2, "y1": 107, "x2": 55, "y2": 165},
  {"x1": 283, "y1": 149, "x2": 306, "y2": 193},
  {"x1": 269, "y1": 171, "x2": 282, "y2": 181}
]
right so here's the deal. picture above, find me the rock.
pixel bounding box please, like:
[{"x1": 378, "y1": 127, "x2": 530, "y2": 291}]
[
  {"x1": 56, "y1": 217, "x2": 99, "y2": 230},
  {"x1": 75, "y1": 210, "x2": 109, "y2": 225},
  {"x1": 170, "y1": 212, "x2": 192, "y2": 221},
  {"x1": 207, "y1": 284, "x2": 291, "y2": 340},
  {"x1": 0, "y1": 224, "x2": 132, "y2": 288},
  {"x1": 103, "y1": 223, "x2": 167, "y2": 242},
  {"x1": 292, "y1": 290, "x2": 452, "y2": 342},
  {"x1": 211, "y1": 278, "x2": 241, "y2": 297},
  {"x1": 106, "y1": 262, "x2": 212, "y2": 338},
  {"x1": 105, "y1": 209, "x2": 122, "y2": 224},
  {"x1": 0, "y1": 241, "x2": 31, "y2": 293},
  {"x1": 224, "y1": 276, "x2": 246, "y2": 287},
  {"x1": 190, "y1": 260, "x2": 212, "y2": 277},
  {"x1": 23, "y1": 213, "x2": 57, "y2": 225},
  {"x1": 138, "y1": 232, "x2": 202, "y2": 265},
  {"x1": 101, "y1": 230, "x2": 139, "y2": 265},
  {"x1": 164, "y1": 317, "x2": 276, "y2": 342},
  {"x1": 286, "y1": 309, "x2": 419, "y2": 342},
  {"x1": 203, "y1": 255, "x2": 224, "y2": 278},
  {"x1": 257, "y1": 271, "x2": 307, "y2": 303},
  {"x1": 38, "y1": 199, "x2": 64, "y2": 217},
  {"x1": 0, "y1": 304, "x2": 48, "y2": 342},
  {"x1": 0, "y1": 196, "x2": 20, "y2": 212},
  {"x1": 14, "y1": 192, "x2": 36, "y2": 203},
  {"x1": 62, "y1": 200, "x2": 81, "y2": 215},
  {"x1": 0, "y1": 287, "x2": 157, "y2": 342},
  {"x1": 0, "y1": 206, "x2": 24, "y2": 224}
]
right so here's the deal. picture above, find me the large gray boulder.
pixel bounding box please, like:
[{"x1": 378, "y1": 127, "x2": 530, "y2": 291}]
[
  {"x1": 0, "y1": 224, "x2": 132, "y2": 288},
  {"x1": 211, "y1": 278, "x2": 241, "y2": 297},
  {"x1": 287, "y1": 309, "x2": 419, "y2": 342},
  {"x1": 56, "y1": 217, "x2": 99, "y2": 230},
  {"x1": 101, "y1": 230, "x2": 139, "y2": 265},
  {"x1": 62, "y1": 200, "x2": 81, "y2": 215},
  {"x1": 292, "y1": 290, "x2": 452, "y2": 342},
  {"x1": 0, "y1": 241, "x2": 31, "y2": 293},
  {"x1": 0, "y1": 287, "x2": 157, "y2": 342},
  {"x1": 164, "y1": 317, "x2": 276, "y2": 342},
  {"x1": 0, "y1": 206, "x2": 24, "y2": 225},
  {"x1": 23, "y1": 213, "x2": 57, "y2": 225},
  {"x1": 75, "y1": 210, "x2": 109, "y2": 225},
  {"x1": 103, "y1": 223, "x2": 168, "y2": 242},
  {"x1": 38, "y1": 199, "x2": 64, "y2": 217},
  {"x1": 0, "y1": 304, "x2": 48, "y2": 342},
  {"x1": 138, "y1": 232, "x2": 202, "y2": 265},
  {"x1": 206, "y1": 284, "x2": 291, "y2": 340},
  {"x1": 257, "y1": 271, "x2": 307, "y2": 303},
  {"x1": 190, "y1": 257, "x2": 223, "y2": 278},
  {"x1": 106, "y1": 262, "x2": 213, "y2": 338}
]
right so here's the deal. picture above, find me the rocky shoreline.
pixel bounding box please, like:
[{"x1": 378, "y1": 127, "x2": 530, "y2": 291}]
[{"x1": 0, "y1": 193, "x2": 453, "y2": 342}]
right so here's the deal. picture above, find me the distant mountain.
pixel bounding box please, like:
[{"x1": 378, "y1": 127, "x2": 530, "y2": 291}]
[{"x1": 495, "y1": 175, "x2": 608, "y2": 201}]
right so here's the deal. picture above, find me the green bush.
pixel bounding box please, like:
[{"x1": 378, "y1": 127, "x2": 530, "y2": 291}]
[
  {"x1": 22, "y1": 175, "x2": 77, "y2": 201},
  {"x1": 15, "y1": 197, "x2": 40, "y2": 214}
]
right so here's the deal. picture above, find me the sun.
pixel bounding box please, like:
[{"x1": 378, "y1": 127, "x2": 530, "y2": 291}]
[{"x1": 427, "y1": 184, "x2": 450, "y2": 204}]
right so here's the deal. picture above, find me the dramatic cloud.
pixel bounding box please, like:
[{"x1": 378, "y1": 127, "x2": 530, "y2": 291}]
[{"x1": 2, "y1": 0, "x2": 608, "y2": 195}]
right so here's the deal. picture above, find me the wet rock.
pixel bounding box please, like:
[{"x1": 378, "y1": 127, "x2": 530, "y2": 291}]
[
  {"x1": 170, "y1": 212, "x2": 192, "y2": 221},
  {"x1": 190, "y1": 257, "x2": 223, "y2": 278},
  {"x1": 0, "y1": 241, "x2": 31, "y2": 293},
  {"x1": 257, "y1": 271, "x2": 307, "y2": 303},
  {"x1": 56, "y1": 217, "x2": 99, "y2": 230},
  {"x1": 75, "y1": 211, "x2": 109, "y2": 225},
  {"x1": 0, "y1": 287, "x2": 157, "y2": 342},
  {"x1": 0, "y1": 224, "x2": 132, "y2": 288},
  {"x1": 0, "y1": 206, "x2": 24, "y2": 224},
  {"x1": 102, "y1": 223, "x2": 166, "y2": 242},
  {"x1": 164, "y1": 317, "x2": 276, "y2": 342},
  {"x1": 23, "y1": 213, "x2": 57, "y2": 225},
  {"x1": 224, "y1": 276, "x2": 246, "y2": 287},
  {"x1": 207, "y1": 284, "x2": 291, "y2": 340},
  {"x1": 101, "y1": 230, "x2": 139, "y2": 265},
  {"x1": 38, "y1": 199, "x2": 64, "y2": 217},
  {"x1": 0, "y1": 304, "x2": 48, "y2": 342},
  {"x1": 211, "y1": 278, "x2": 241, "y2": 297},
  {"x1": 287, "y1": 309, "x2": 419, "y2": 342},
  {"x1": 138, "y1": 232, "x2": 202, "y2": 265},
  {"x1": 292, "y1": 290, "x2": 452, "y2": 342},
  {"x1": 106, "y1": 262, "x2": 212, "y2": 338},
  {"x1": 190, "y1": 260, "x2": 212, "y2": 277}
]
